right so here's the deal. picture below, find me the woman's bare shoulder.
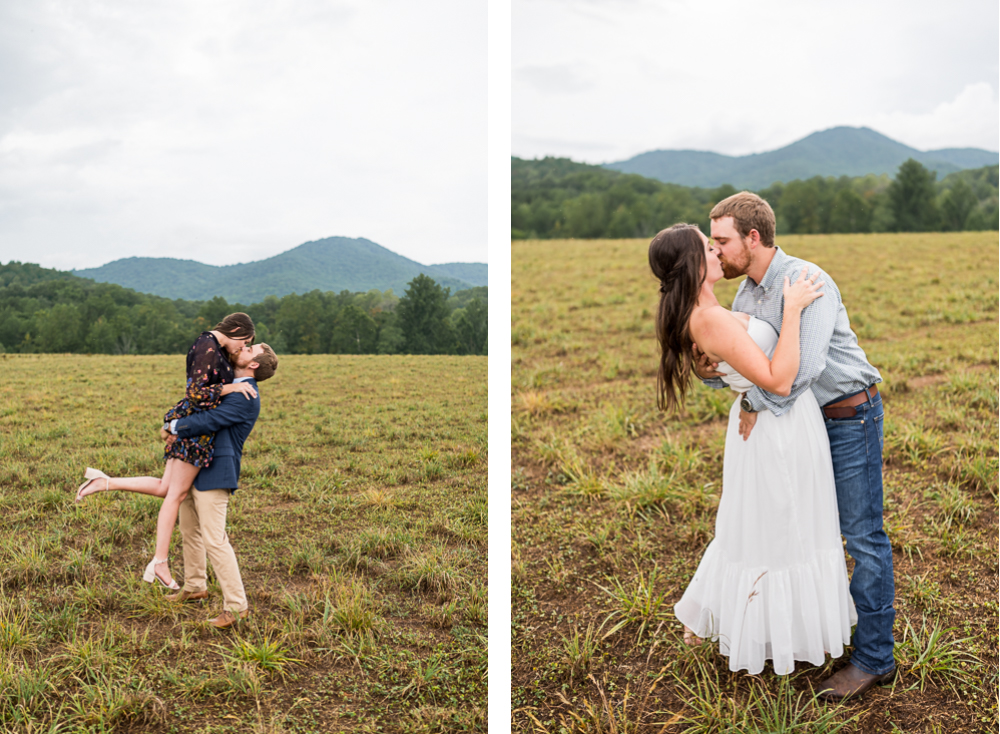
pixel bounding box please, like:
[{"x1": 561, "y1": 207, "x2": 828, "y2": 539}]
[
  {"x1": 690, "y1": 305, "x2": 743, "y2": 342},
  {"x1": 690, "y1": 304, "x2": 736, "y2": 329},
  {"x1": 690, "y1": 306, "x2": 743, "y2": 361}
]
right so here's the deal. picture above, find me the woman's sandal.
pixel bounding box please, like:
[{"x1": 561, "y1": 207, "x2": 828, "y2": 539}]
[
  {"x1": 76, "y1": 468, "x2": 109, "y2": 502},
  {"x1": 143, "y1": 558, "x2": 181, "y2": 591}
]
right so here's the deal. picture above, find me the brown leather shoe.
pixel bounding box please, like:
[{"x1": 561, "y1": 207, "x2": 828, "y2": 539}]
[
  {"x1": 165, "y1": 589, "x2": 209, "y2": 603},
  {"x1": 817, "y1": 663, "x2": 895, "y2": 701},
  {"x1": 210, "y1": 609, "x2": 249, "y2": 629}
]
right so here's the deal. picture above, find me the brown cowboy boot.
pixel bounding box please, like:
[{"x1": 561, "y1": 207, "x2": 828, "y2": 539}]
[{"x1": 817, "y1": 663, "x2": 895, "y2": 701}]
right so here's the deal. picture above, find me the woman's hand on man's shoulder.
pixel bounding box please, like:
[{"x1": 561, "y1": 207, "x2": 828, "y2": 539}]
[{"x1": 221, "y1": 382, "x2": 258, "y2": 400}]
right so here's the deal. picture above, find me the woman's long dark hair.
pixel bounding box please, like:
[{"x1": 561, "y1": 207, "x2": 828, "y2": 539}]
[
  {"x1": 213, "y1": 312, "x2": 256, "y2": 366},
  {"x1": 214, "y1": 312, "x2": 256, "y2": 342},
  {"x1": 648, "y1": 224, "x2": 707, "y2": 412}
]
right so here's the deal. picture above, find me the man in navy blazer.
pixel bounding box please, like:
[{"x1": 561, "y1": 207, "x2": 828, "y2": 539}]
[{"x1": 164, "y1": 342, "x2": 279, "y2": 628}]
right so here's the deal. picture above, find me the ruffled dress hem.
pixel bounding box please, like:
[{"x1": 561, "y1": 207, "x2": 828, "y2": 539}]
[{"x1": 675, "y1": 544, "x2": 857, "y2": 675}]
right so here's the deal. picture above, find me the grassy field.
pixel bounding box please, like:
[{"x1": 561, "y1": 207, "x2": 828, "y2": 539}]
[
  {"x1": 511, "y1": 232, "x2": 998, "y2": 733},
  {"x1": 0, "y1": 354, "x2": 487, "y2": 733}
]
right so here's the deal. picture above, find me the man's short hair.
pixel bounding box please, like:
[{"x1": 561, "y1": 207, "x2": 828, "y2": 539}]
[
  {"x1": 254, "y1": 344, "x2": 278, "y2": 381},
  {"x1": 709, "y1": 191, "x2": 776, "y2": 247}
]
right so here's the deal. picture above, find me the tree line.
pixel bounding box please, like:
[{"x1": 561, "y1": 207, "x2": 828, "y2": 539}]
[
  {"x1": 0, "y1": 263, "x2": 487, "y2": 356},
  {"x1": 512, "y1": 157, "x2": 999, "y2": 239}
]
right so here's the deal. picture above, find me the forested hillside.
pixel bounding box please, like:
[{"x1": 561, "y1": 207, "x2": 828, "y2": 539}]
[
  {"x1": 512, "y1": 157, "x2": 998, "y2": 239},
  {"x1": 74, "y1": 236, "x2": 487, "y2": 302},
  {"x1": 0, "y1": 264, "x2": 486, "y2": 356}
]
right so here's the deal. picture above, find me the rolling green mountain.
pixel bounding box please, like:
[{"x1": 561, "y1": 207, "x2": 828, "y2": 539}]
[
  {"x1": 428, "y1": 262, "x2": 488, "y2": 286},
  {"x1": 605, "y1": 127, "x2": 999, "y2": 189},
  {"x1": 73, "y1": 236, "x2": 487, "y2": 302}
]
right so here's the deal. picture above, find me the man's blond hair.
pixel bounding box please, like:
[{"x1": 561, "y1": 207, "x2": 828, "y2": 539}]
[
  {"x1": 253, "y1": 344, "x2": 278, "y2": 382},
  {"x1": 709, "y1": 191, "x2": 776, "y2": 247}
]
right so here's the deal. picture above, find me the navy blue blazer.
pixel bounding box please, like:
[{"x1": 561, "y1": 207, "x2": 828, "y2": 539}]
[{"x1": 174, "y1": 378, "x2": 260, "y2": 492}]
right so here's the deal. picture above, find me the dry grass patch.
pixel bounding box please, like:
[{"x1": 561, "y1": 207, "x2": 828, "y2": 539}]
[
  {"x1": 1, "y1": 353, "x2": 486, "y2": 731},
  {"x1": 512, "y1": 232, "x2": 998, "y2": 733}
]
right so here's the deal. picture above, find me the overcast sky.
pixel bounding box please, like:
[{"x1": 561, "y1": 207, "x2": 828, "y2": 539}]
[
  {"x1": 513, "y1": 0, "x2": 999, "y2": 163},
  {"x1": 0, "y1": 0, "x2": 486, "y2": 270}
]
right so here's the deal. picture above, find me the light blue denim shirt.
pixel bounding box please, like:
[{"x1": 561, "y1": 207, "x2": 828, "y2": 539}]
[{"x1": 706, "y1": 247, "x2": 881, "y2": 416}]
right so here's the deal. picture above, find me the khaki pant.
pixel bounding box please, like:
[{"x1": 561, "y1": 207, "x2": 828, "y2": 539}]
[{"x1": 178, "y1": 489, "x2": 247, "y2": 613}]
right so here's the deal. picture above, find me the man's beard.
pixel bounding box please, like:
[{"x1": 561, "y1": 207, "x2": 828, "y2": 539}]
[{"x1": 719, "y1": 243, "x2": 751, "y2": 279}]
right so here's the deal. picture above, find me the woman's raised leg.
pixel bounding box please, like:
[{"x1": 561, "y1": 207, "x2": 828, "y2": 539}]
[
  {"x1": 144, "y1": 459, "x2": 200, "y2": 589},
  {"x1": 76, "y1": 461, "x2": 175, "y2": 502}
]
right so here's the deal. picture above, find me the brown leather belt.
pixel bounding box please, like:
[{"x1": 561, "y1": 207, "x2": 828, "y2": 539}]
[{"x1": 822, "y1": 385, "x2": 879, "y2": 419}]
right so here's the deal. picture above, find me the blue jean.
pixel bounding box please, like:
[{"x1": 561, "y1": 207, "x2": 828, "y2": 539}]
[{"x1": 824, "y1": 390, "x2": 896, "y2": 675}]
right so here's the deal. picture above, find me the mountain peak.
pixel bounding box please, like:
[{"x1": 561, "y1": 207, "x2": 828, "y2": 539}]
[
  {"x1": 605, "y1": 127, "x2": 998, "y2": 188},
  {"x1": 73, "y1": 237, "x2": 487, "y2": 303}
]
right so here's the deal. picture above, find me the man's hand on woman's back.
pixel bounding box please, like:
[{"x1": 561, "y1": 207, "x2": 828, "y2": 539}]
[{"x1": 692, "y1": 343, "x2": 723, "y2": 380}]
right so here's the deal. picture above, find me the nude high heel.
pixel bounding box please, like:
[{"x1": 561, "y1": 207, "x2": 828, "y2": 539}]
[
  {"x1": 143, "y1": 558, "x2": 181, "y2": 591},
  {"x1": 76, "y1": 468, "x2": 109, "y2": 502}
]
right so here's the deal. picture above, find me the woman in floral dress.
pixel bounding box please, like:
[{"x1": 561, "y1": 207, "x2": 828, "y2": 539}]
[{"x1": 76, "y1": 313, "x2": 258, "y2": 589}]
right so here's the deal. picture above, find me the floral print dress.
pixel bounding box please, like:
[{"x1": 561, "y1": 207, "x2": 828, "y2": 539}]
[{"x1": 163, "y1": 332, "x2": 234, "y2": 468}]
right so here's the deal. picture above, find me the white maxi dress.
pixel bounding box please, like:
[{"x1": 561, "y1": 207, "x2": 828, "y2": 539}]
[{"x1": 674, "y1": 317, "x2": 857, "y2": 675}]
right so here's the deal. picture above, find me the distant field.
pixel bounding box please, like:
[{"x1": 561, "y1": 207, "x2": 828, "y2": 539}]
[
  {"x1": 0, "y1": 354, "x2": 487, "y2": 732},
  {"x1": 512, "y1": 232, "x2": 997, "y2": 732}
]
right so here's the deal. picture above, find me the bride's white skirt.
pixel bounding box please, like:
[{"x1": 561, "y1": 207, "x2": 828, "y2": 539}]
[{"x1": 674, "y1": 390, "x2": 857, "y2": 675}]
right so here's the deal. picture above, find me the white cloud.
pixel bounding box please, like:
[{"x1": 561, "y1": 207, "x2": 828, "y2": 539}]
[
  {"x1": 513, "y1": 0, "x2": 998, "y2": 163},
  {"x1": 866, "y1": 83, "x2": 999, "y2": 152},
  {"x1": 0, "y1": 0, "x2": 487, "y2": 270},
  {"x1": 513, "y1": 64, "x2": 595, "y2": 95}
]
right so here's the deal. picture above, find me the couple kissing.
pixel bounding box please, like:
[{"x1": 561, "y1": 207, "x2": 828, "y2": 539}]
[
  {"x1": 76, "y1": 314, "x2": 279, "y2": 628},
  {"x1": 651, "y1": 192, "x2": 895, "y2": 701}
]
